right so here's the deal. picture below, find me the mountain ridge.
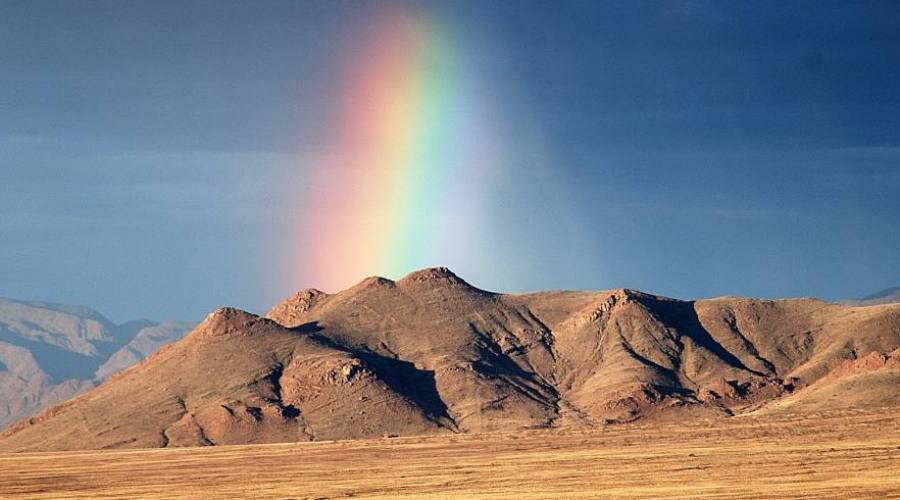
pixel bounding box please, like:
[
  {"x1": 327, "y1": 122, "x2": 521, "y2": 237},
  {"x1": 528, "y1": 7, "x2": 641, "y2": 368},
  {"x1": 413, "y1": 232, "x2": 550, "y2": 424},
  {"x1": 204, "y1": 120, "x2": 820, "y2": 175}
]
[
  {"x1": 0, "y1": 298, "x2": 192, "y2": 429},
  {"x1": 3, "y1": 268, "x2": 900, "y2": 451},
  {"x1": 854, "y1": 285, "x2": 900, "y2": 305}
]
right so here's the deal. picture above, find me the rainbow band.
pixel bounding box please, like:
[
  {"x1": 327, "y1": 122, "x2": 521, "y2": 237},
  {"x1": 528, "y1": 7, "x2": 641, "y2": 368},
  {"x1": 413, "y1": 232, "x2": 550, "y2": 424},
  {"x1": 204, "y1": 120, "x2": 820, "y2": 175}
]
[{"x1": 298, "y1": 8, "x2": 483, "y2": 291}]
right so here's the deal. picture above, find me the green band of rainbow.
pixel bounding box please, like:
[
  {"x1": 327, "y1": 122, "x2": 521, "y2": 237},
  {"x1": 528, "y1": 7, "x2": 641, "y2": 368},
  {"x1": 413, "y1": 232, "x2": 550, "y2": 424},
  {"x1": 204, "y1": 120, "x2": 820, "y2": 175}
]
[{"x1": 296, "y1": 7, "x2": 492, "y2": 291}]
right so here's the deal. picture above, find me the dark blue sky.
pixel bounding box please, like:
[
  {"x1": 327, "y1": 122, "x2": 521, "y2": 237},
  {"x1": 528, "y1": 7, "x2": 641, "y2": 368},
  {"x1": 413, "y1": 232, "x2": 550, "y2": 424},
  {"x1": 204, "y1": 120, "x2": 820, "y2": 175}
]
[{"x1": 1, "y1": 1, "x2": 898, "y2": 321}]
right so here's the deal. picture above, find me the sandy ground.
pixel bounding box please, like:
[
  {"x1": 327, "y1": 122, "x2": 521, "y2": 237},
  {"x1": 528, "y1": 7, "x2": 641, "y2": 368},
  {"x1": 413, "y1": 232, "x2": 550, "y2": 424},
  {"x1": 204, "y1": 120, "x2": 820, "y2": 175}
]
[{"x1": 1, "y1": 407, "x2": 900, "y2": 499}]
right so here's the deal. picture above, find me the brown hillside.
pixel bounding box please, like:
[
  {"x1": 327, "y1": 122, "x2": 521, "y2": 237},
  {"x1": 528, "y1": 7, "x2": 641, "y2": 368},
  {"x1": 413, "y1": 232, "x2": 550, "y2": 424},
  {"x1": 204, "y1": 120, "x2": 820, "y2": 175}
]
[
  {"x1": 0, "y1": 308, "x2": 447, "y2": 451},
  {"x1": 3, "y1": 268, "x2": 900, "y2": 452},
  {"x1": 751, "y1": 345, "x2": 900, "y2": 415}
]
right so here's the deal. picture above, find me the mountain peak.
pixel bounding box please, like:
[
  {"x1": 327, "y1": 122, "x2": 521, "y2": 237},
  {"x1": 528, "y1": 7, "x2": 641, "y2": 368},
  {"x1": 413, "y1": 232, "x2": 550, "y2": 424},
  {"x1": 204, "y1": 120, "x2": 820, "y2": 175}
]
[
  {"x1": 266, "y1": 289, "x2": 328, "y2": 326},
  {"x1": 196, "y1": 307, "x2": 261, "y2": 337},
  {"x1": 355, "y1": 276, "x2": 396, "y2": 289},
  {"x1": 862, "y1": 285, "x2": 900, "y2": 300},
  {"x1": 397, "y1": 267, "x2": 485, "y2": 293},
  {"x1": 402, "y1": 266, "x2": 458, "y2": 281},
  {"x1": 610, "y1": 288, "x2": 663, "y2": 303},
  {"x1": 857, "y1": 285, "x2": 900, "y2": 305}
]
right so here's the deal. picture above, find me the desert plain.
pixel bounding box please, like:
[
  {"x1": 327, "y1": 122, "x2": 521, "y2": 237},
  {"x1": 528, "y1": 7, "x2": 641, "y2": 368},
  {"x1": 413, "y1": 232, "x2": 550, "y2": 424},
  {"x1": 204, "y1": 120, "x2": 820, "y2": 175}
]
[{"x1": 2, "y1": 406, "x2": 900, "y2": 499}]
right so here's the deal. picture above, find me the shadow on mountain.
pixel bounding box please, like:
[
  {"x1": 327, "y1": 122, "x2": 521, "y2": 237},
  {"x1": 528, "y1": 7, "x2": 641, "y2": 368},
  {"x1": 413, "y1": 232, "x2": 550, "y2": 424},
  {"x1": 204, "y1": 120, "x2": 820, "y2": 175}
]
[
  {"x1": 650, "y1": 298, "x2": 767, "y2": 377},
  {"x1": 114, "y1": 320, "x2": 156, "y2": 346},
  {"x1": 298, "y1": 322, "x2": 454, "y2": 425},
  {"x1": 0, "y1": 328, "x2": 100, "y2": 382},
  {"x1": 356, "y1": 351, "x2": 455, "y2": 425}
]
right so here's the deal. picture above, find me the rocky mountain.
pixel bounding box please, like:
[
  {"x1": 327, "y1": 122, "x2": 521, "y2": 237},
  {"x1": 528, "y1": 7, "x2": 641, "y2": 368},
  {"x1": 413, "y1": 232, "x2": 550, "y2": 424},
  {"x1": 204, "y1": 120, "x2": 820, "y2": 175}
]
[
  {"x1": 0, "y1": 298, "x2": 191, "y2": 429},
  {"x1": 3, "y1": 267, "x2": 900, "y2": 452}
]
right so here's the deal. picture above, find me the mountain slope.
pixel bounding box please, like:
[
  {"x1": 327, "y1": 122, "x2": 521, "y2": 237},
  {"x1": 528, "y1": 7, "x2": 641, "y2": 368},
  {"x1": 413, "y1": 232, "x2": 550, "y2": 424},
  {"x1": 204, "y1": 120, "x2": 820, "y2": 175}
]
[
  {"x1": 750, "y1": 346, "x2": 900, "y2": 415},
  {"x1": 3, "y1": 268, "x2": 900, "y2": 451},
  {"x1": 0, "y1": 308, "x2": 449, "y2": 451},
  {"x1": 0, "y1": 298, "x2": 191, "y2": 429}
]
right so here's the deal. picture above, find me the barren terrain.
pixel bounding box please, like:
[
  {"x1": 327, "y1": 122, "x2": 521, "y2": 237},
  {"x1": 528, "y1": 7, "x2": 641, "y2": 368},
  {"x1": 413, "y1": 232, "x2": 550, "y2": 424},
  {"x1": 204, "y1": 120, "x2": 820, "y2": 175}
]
[
  {"x1": 5, "y1": 268, "x2": 900, "y2": 453},
  {"x1": 3, "y1": 269, "x2": 899, "y2": 498},
  {"x1": 2, "y1": 406, "x2": 900, "y2": 499}
]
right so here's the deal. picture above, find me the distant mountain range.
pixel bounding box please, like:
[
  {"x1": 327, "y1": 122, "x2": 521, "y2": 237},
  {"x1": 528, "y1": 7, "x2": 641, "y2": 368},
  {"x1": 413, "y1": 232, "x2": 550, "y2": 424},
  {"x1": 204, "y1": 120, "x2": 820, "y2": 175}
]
[
  {"x1": 851, "y1": 286, "x2": 900, "y2": 306},
  {"x1": 0, "y1": 298, "x2": 191, "y2": 429},
  {"x1": 3, "y1": 268, "x2": 899, "y2": 452}
]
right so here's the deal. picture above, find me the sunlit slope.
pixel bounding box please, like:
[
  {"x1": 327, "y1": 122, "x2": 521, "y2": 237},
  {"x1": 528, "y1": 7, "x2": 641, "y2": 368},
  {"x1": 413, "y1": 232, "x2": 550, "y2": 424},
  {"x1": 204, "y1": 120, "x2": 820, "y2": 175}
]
[{"x1": 3, "y1": 268, "x2": 900, "y2": 452}]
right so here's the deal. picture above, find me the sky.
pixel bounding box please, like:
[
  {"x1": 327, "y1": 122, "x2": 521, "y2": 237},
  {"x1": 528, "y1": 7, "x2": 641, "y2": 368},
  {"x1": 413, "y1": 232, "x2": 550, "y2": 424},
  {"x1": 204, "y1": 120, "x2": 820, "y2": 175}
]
[{"x1": 1, "y1": 1, "x2": 899, "y2": 322}]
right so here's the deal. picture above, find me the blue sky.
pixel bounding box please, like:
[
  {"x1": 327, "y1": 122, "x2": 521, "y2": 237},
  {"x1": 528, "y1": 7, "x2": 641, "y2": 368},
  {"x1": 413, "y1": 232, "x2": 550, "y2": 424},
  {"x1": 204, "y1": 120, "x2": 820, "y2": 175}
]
[{"x1": 1, "y1": 1, "x2": 898, "y2": 321}]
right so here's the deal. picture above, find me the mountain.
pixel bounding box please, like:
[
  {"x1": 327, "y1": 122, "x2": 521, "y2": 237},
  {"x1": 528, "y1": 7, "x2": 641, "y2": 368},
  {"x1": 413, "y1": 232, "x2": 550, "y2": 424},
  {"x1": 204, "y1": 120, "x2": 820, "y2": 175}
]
[
  {"x1": 3, "y1": 267, "x2": 900, "y2": 452},
  {"x1": 94, "y1": 321, "x2": 191, "y2": 380},
  {"x1": 753, "y1": 348, "x2": 900, "y2": 415},
  {"x1": 0, "y1": 298, "x2": 191, "y2": 429},
  {"x1": 851, "y1": 285, "x2": 900, "y2": 306}
]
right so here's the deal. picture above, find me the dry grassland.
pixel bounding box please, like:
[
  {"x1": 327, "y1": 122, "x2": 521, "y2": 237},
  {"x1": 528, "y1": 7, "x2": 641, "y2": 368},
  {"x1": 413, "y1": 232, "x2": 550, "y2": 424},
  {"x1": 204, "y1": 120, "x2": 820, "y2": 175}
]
[{"x1": 2, "y1": 408, "x2": 900, "y2": 499}]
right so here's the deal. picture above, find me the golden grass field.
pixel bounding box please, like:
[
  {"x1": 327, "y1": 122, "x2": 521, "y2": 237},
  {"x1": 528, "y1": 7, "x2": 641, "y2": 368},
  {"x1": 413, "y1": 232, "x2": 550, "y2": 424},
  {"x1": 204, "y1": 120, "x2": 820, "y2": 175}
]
[{"x1": 2, "y1": 407, "x2": 900, "y2": 499}]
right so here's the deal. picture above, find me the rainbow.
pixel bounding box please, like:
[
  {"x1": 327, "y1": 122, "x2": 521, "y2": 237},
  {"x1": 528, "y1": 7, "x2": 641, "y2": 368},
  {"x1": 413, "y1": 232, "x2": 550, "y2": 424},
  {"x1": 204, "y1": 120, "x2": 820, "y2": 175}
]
[{"x1": 296, "y1": 7, "x2": 499, "y2": 292}]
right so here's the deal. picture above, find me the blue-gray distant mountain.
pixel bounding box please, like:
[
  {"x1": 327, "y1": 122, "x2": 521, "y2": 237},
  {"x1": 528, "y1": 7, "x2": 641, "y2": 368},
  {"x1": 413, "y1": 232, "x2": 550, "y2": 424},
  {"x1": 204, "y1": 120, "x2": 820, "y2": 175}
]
[
  {"x1": 0, "y1": 298, "x2": 191, "y2": 428},
  {"x1": 856, "y1": 286, "x2": 900, "y2": 306}
]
